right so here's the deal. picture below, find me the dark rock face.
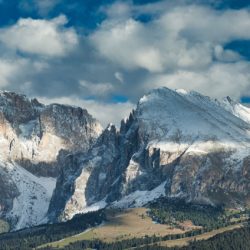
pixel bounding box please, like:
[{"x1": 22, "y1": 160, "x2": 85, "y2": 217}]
[
  {"x1": 0, "y1": 167, "x2": 19, "y2": 215},
  {"x1": 48, "y1": 125, "x2": 122, "y2": 221},
  {"x1": 48, "y1": 151, "x2": 83, "y2": 222},
  {"x1": 0, "y1": 92, "x2": 41, "y2": 127}
]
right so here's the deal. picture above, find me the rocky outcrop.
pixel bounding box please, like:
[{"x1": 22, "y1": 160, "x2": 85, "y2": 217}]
[
  {"x1": 0, "y1": 166, "x2": 19, "y2": 216},
  {"x1": 0, "y1": 91, "x2": 102, "y2": 229},
  {"x1": 0, "y1": 91, "x2": 102, "y2": 176}
]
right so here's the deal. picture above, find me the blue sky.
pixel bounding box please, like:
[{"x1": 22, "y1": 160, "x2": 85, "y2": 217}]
[{"x1": 0, "y1": 0, "x2": 250, "y2": 125}]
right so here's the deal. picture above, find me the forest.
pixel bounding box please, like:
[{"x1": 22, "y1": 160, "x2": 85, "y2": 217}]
[
  {"x1": 0, "y1": 210, "x2": 105, "y2": 250},
  {"x1": 147, "y1": 197, "x2": 246, "y2": 230}
]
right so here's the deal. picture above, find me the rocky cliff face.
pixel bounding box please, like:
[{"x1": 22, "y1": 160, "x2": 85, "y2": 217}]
[
  {"x1": 49, "y1": 88, "x2": 250, "y2": 222},
  {"x1": 2, "y1": 87, "x2": 250, "y2": 229},
  {"x1": 0, "y1": 91, "x2": 102, "y2": 230}
]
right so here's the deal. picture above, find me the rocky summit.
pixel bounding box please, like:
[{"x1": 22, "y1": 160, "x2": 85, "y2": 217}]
[
  {"x1": 0, "y1": 91, "x2": 102, "y2": 230},
  {"x1": 1, "y1": 88, "x2": 250, "y2": 230}
]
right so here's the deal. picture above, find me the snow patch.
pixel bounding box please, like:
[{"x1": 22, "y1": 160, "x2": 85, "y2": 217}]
[
  {"x1": 176, "y1": 89, "x2": 189, "y2": 95},
  {"x1": 111, "y1": 181, "x2": 166, "y2": 209},
  {"x1": 81, "y1": 200, "x2": 107, "y2": 214},
  {"x1": 125, "y1": 159, "x2": 142, "y2": 183},
  {"x1": 5, "y1": 162, "x2": 56, "y2": 230}
]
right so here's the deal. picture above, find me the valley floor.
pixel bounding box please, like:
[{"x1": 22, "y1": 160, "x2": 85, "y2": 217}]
[{"x1": 36, "y1": 208, "x2": 246, "y2": 250}]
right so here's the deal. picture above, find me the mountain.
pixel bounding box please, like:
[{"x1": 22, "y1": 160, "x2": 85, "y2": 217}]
[
  {"x1": 0, "y1": 91, "x2": 102, "y2": 230},
  {"x1": 49, "y1": 88, "x2": 250, "y2": 222},
  {"x1": 1, "y1": 87, "x2": 250, "y2": 230}
]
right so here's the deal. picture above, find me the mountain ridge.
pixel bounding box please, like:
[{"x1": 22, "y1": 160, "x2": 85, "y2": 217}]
[
  {"x1": 48, "y1": 87, "x2": 250, "y2": 222},
  {"x1": 1, "y1": 87, "x2": 250, "y2": 230}
]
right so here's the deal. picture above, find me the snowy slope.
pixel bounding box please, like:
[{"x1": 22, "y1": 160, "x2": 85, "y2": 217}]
[
  {"x1": 137, "y1": 88, "x2": 250, "y2": 161},
  {"x1": 138, "y1": 88, "x2": 250, "y2": 142},
  {"x1": 111, "y1": 181, "x2": 167, "y2": 209},
  {"x1": 2, "y1": 161, "x2": 56, "y2": 230},
  {"x1": 222, "y1": 96, "x2": 250, "y2": 124}
]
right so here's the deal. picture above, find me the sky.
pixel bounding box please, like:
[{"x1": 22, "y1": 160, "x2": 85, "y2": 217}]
[{"x1": 0, "y1": 0, "x2": 250, "y2": 126}]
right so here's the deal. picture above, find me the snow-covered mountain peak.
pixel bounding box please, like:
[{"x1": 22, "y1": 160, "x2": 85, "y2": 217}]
[
  {"x1": 137, "y1": 87, "x2": 250, "y2": 144},
  {"x1": 139, "y1": 87, "x2": 214, "y2": 108}
]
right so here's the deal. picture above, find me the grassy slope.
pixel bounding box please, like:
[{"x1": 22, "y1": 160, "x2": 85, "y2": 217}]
[
  {"x1": 37, "y1": 208, "x2": 198, "y2": 249},
  {"x1": 38, "y1": 208, "x2": 244, "y2": 250}
]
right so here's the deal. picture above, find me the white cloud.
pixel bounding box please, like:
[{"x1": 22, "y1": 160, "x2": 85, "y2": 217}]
[
  {"x1": 0, "y1": 57, "x2": 47, "y2": 88},
  {"x1": 79, "y1": 80, "x2": 114, "y2": 97},
  {"x1": 114, "y1": 72, "x2": 124, "y2": 83},
  {"x1": 91, "y1": 5, "x2": 250, "y2": 73},
  {"x1": 213, "y1": 45, "x2": 241, "y2": 62},
  {"x1": 145, "y1": 61, "x2": 250, "y2": 100},
  {"x1": 103, "y1": 1, "x2": 132, "y2": 20},
  {"x1": 91, "y1": 19, "x2": 165, "y2": 72},
  {"x1": 159, "y1": 6, "x2": 250, "y2": 43},
  {"x1": 0, "y1": 60, "x2": 22, "y2": 87},
  {"x1": 38, "y1": 96, "x2": 135, "y2": 127},
  {"x1": 0, "y1": 15, "x2": 78, "y2": 57}
]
